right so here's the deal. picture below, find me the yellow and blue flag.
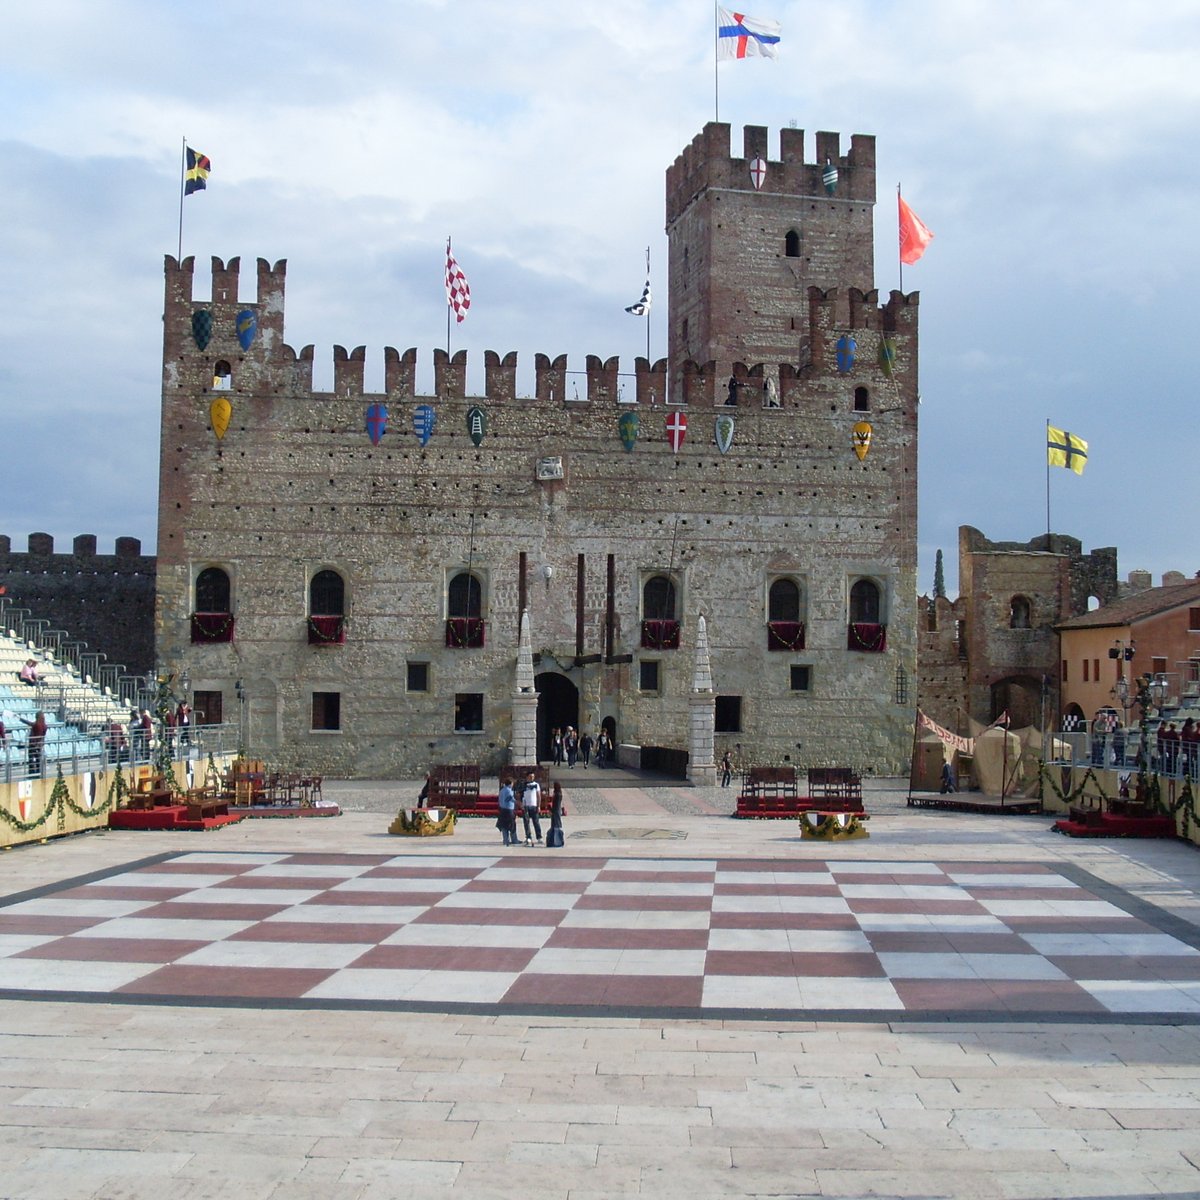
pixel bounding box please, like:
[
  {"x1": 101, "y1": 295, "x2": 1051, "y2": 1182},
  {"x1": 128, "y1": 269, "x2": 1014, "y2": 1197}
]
[
  {"x1": 1047, "y1": 426, "x2": 1087, "y2": 474},
  {"x1": 184, "y1": 147, "x2": 211, "y2": 196}
]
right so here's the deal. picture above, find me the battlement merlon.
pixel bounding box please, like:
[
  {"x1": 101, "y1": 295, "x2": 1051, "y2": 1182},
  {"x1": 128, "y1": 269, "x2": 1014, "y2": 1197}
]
[
  {"x1": 164, "y1": 254, "x2": 288, "y2": 346},
  {"x1": 665, "y1": 122, "x2": 876, "y2": 226}
]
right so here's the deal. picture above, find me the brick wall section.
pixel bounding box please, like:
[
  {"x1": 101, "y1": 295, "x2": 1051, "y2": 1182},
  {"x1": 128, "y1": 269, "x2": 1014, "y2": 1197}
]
[
  {"x1": 0, "y1": 533, "x2": 155, "y2": 674},
  {"x1": 916, "y1": 526, "x2": 1118, "y2": 730}
]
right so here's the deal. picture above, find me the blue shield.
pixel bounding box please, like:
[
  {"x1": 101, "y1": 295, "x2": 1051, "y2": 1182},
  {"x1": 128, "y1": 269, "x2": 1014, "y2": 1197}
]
[
  {"x1": 413, "y1": 403, "x2": 436, "y2": 447},
  {"x1": 836, "y1": 333, "x2": 857, "y2": 374},
  {"x1": 365, "y1": 403, "x2": 388, "y2": 446},
  {"x1": 236, "y1": 309, "x2": 257, "y2": 350}
]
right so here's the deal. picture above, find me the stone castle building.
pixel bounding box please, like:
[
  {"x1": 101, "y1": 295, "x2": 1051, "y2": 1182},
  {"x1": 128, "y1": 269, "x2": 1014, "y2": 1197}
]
[
  {"x1": 918, "y1": 526, "x2": 1119, "y2": 731},
  {"x1": 156, "y1": 122, "x2": 920, "y2": 778}
]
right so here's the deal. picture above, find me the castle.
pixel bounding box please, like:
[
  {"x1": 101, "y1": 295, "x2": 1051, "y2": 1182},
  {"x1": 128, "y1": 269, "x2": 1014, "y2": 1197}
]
[{"x1": 155, "y1": 122, "x2": 920, "y2": 777}]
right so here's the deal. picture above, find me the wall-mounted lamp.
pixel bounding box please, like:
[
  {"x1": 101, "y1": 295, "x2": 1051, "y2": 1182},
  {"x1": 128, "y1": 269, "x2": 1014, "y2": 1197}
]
[{"x1": 542, "y1": 564, "x2": 554, "y2": 584}]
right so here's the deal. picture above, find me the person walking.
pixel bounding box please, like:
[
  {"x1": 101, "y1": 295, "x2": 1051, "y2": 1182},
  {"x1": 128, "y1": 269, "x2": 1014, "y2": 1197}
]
[
  {"x1": 497, "y1": 777, "x2": 518, "y2": 847},
  {"x1": 565, "y1": 727, "x2": 578, "y2": 768},
  {"x1": 720, "y1": 750, "x2": 733, "y2": 787},
  {"x1": 520, "y1": 770, "x2": 543, "y2": 846},
  {"x1": 552, "y1": 728, "x2": 564, "y2": 766},
  {"x1": 580, "y1": 731, "x2": 593, "y2": 768}
]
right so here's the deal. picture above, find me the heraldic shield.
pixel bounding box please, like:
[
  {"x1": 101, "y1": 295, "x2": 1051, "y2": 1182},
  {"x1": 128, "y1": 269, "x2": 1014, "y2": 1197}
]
[
  {"x1": 852, "y1": 420, "x2": 872, "y2": 461},
  {"x1": 666, "y1": 410, "x2": 688, "y2": 453},
  {"x1": 466, "y1": 406, "x2": 487, "y2": 447},
  {"x1": 210, "y1": 396, "x2": 232, "y2": 441},
  {"x1": 413, "y1": 403, "x2": 436, "y2": 447},
  {"x1": 836, "y1": 333, "x2": 857, "y2": 374},
  {"x1": 192, "y1": 309, "x2": 213, "y2": 351},
  {"x1": 878, "y1": 336, "x2": 897, "y2": 377},
  {"x1": 236, "y1": 309, "x2": 258, "y2": 351},
  {"x1": 715, "y1": 414, "x2": 735, "y2": 455},
  {"x1": 365, "y1": 402, "x2": 388, "y2": 446},
  {"x1": 619, "y1": 409, "x2": 640, "y2": 452}
]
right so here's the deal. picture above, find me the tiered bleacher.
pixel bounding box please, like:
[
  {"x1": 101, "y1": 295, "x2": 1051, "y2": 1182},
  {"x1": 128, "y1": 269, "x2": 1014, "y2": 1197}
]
[{"x1": 0, "y1": 629, "x2": 130, "y2": 778}]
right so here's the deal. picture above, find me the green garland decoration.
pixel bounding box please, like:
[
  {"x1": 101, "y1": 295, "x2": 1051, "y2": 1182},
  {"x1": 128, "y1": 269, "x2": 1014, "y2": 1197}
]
[
  {"x1": 1, "y1": 765, "x2": 118, "y2": 835},
  {"x1": 1170, "y1": 776, "x2": 1198, "y2": 841}
]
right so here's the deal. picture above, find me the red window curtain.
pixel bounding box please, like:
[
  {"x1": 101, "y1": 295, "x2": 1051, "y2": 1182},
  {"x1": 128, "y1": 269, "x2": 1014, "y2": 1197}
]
[
  {"x1": 307, "y1": 615, "x2": 346, "y2": 645},
  {"x1": 445, "y1": 617, "x2": 485, "y2": 648},
  {"x1": 767, "y1": 621, "x2": 805, "y2": 651},
  {"x1": 641, "y1": 619, "x2": 681, "y2": 650},
  {"x1": 847, "y1": 622, "x2": 887, "y2": 652},
  {"x1": 191, "y1": 612, "x2": 235, "y2": 643}
]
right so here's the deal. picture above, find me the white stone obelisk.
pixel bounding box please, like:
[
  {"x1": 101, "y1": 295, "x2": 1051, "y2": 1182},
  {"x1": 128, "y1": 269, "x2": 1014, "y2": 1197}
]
[
  {"x1": 687, "y1": 613, "x2": 717, "y2": 785},
  {"x1": 511, "y1": 609, "x2": 538, "y2": 765}
]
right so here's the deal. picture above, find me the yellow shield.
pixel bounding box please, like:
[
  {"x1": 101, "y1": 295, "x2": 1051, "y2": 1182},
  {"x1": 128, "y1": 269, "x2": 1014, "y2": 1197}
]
[
  {"x1": 210, "y1": 396, "x2": 232, "y2": 441},
  {"x1": 852, "y1": 420, "x2": 872, "y2": 461}
]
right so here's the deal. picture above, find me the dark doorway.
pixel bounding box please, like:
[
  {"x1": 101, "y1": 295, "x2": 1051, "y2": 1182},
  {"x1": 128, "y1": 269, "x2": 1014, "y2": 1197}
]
[{"x1": 535, "y1": 672, "x2": 579, "y2": 762}]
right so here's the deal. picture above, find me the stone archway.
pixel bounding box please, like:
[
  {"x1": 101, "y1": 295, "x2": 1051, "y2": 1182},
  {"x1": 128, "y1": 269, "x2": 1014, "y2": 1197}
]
[{"x1": 535, "y1": 672, "x2": 579, "y2": 763}]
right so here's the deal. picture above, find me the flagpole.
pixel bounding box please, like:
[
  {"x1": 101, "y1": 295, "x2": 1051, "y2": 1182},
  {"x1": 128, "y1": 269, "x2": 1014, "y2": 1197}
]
[
  {"x1": 1046, "y1": 417, "x2": 1051, "y2": 540},
  {"x1": 446, "y1": 236, "x2": 452, "y2": 360},
  {"x1": 896, "y1": 184, "x2": 904, "y2": 293},
  {"x1": 178, "y1": 137, "x2": 187, "y2": 261},
  {"x1": 714, "y1": 1, "x2": 720, "y2": 122},
  {"x1": 645, "y1": 245, "x2": 651, "y2": 363}
]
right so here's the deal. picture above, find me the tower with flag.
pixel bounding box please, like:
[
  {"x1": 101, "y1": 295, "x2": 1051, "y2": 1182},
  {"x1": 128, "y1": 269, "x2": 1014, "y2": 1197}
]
[{"x1": 156, "y1": 121, "x2": 920, "y2": 780}]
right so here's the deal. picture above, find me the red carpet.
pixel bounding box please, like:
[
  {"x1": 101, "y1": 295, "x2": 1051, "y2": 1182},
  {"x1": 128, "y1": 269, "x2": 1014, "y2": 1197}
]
[
  {"x1": 108, "y1": 806, "x2": 246, "y2": 832},
  {"x1": 1052, "y1": 813, "x2": 1177, "y2": 839}
]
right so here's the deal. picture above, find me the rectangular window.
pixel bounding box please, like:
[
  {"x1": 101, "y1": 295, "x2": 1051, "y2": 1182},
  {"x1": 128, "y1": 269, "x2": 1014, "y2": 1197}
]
[
  {"x1": 406, "y1": 662, "x2": 429, "y2": 692},
  {"x1": 715, "y1": 696, "x2": 742, "y2": 733},
  {"x1": 1061, "y1": 659, "x2": 1068, "y2": 683},
  {"x1": 193, "y1": 690, "x2": 223, "y2": 725},
  {"x1": 790, "y1": 665, "x2": 811, "y2": 692},
  {"x1": 639, "y1": 660, "x2": 660, "y2": 693},
  {"x1": 1093, "y1": 659, "x2": 1100, "y2": 682},
  {"x1": 1191, "y1": 608, "x2": 1200, "y2": 631},
  {"x1": 1083, "y1": 659, "x2": 1089, "y2": 682},
  {"x1": 1152, "y1": 656, "x2": 1167, "y2": 675},
  {"x1": 311, "y1": 691, "x2": 341, "y2": 731},
  {"x1": 454, "y1": 693, "x2": 483, "y2": 732}
]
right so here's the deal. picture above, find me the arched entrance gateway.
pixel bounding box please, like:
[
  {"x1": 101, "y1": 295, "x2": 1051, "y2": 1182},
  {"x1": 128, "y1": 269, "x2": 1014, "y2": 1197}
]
[{"x1": 534, "y1": 672, "x2": 578, "y2": 763}]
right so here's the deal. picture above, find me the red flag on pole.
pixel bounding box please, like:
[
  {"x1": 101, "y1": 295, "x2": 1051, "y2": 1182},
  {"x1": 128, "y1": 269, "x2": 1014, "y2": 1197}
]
[{"x1": 898, "y1": 194, "x2": 934, "y2": 265}]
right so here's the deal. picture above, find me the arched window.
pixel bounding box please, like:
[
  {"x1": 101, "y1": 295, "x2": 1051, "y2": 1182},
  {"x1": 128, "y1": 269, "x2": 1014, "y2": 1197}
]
[
  {"x1": 212, "y1": 360, "x2": 232, "y2": 390},
  {"x1": 310, "y1": 569, "x2": 345, "y2": 616},
  {"x1": 448, "y1": 571, "x2": 482, "y2": 618},
  {"x1": 854, "y1": 386, "x2": 870, "y2": 411},
  {"x1": 643, "y1": 575, "x2": 676, "y2": 620},
  {"x1": 195, "y1": 567, "x2": 230, "y2": 613},
  {"x1": 1009, "y1": 595, "x2": 1032, "y2": 629},
  {"x1": 767, "y1": 578, "x2": 805, "y2": 651},
  {"x1": 785, "y1": 229, "x2": 801, "y2": 258},
  {"x1": 192, "y1": 566, "x2": 233, "y2": 643},
  {"x1": 850, "y1": 578, "x2": 881, "y2": 624},
  {"x1": 768, "y1": 579, "x2": 801, "y2": 622}
]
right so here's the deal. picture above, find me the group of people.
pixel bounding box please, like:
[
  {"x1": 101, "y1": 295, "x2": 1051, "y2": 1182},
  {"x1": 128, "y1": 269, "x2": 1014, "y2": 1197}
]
[
  {"x1": 1157, "y1": 718, "x2": 1199, "y2": 776},
  {"x1": 104, "y1": 701, "x2": 194, "y2": 765},
  {"x1": 549, "y1": 726, "x2": 613, "y2": 769},
  {"x1": 497, "y1": 771, "x2": 565, "y2": 848}
]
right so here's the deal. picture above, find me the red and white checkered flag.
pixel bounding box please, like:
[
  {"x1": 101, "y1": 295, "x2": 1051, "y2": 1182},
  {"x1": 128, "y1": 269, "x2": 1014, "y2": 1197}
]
[{"x1": 445, "y1": 238, "x2": 470, "y2": 324}]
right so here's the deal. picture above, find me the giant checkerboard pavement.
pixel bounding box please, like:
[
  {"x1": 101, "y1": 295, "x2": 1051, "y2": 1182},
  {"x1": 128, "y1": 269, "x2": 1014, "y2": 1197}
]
[{"x1": 4, "y1": 849, "x2": 1200, "y2": 1018}]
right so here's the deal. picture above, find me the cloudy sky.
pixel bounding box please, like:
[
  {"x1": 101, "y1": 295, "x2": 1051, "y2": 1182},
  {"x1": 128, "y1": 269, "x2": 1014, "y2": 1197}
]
[{"x1": 2, "y1": 1, "x2": 1198, "y2": 596}]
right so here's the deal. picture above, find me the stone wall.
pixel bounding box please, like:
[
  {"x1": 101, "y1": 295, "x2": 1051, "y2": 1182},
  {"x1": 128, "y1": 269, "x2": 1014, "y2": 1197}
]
[{"x1": 0, "y1": 533, "x2": 155, "y2": 674}]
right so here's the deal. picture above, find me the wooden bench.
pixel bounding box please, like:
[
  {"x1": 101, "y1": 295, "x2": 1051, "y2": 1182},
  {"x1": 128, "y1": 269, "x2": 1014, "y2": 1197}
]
[
  {"x1": 186, "y1": 795, "x2": 229, "y2": 821},
  {"x1": 743, "y1": 767, "x2": 798, "y2": 798},
  {"x1": 807, "y1": 767, "x2": 863, "y2": 807}
]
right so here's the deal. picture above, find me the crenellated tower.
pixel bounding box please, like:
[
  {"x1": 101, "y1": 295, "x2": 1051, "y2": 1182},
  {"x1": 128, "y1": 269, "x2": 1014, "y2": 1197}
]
[{"x1": 666, "y1": 122, "x2": 877, "y2": 398}]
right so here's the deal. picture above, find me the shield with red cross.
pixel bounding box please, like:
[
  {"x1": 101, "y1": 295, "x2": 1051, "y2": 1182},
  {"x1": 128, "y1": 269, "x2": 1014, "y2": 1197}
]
[
  {"x1": 749, "y1": 156, "x2": 767, "y2": 191},
  {"x1": 666, "y1": 410, "x2": 688, "y2": 453},
  {"x1": 365, "y1": 403, "x2": 388, "y2": 446}
]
